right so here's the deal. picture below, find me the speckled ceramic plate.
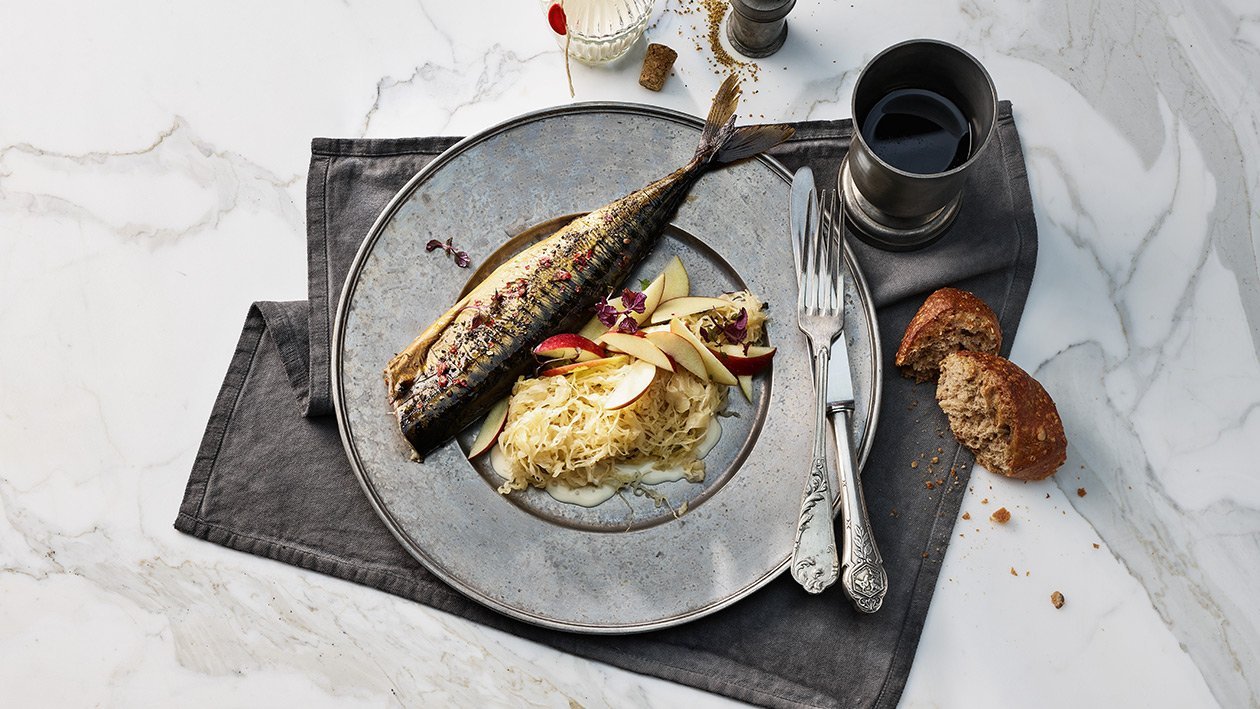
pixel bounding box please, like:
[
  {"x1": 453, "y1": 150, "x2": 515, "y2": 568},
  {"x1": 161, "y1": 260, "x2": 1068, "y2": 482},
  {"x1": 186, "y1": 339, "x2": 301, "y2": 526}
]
[{"x1": 331, "y1": 103, "x2": 882, "y2": 633}]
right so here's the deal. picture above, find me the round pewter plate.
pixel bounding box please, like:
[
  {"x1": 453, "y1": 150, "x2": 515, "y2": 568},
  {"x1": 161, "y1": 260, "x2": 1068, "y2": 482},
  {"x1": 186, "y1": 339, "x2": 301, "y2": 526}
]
[{"x1": 332, "y1": 102, "x2": 882, "y2": 634}]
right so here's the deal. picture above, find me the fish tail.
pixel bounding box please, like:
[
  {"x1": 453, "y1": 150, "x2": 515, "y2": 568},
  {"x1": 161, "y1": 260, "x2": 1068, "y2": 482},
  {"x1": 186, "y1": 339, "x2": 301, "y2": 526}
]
[{"x1": 692, "y1": 74, "x2": 795, "y2": 166}]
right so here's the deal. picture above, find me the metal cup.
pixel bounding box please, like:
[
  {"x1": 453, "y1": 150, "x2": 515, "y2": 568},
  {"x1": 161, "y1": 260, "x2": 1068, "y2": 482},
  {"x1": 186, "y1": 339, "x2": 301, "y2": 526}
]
[{"x1": 839, "y1": 39, "x2": 998, "y2": 251}]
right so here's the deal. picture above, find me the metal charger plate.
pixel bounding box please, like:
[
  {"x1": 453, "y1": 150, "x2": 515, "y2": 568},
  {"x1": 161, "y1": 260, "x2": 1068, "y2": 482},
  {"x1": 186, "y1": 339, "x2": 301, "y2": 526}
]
[{"x1": 332, "y1": 102, "x2": 882, "y2": 633}]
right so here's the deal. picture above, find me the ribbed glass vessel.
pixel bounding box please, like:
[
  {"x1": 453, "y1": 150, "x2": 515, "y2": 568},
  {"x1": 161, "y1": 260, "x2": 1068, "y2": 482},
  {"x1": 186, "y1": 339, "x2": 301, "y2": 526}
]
[{"x1": 541, "y1": 0, "x2": 656, "y2": 65}]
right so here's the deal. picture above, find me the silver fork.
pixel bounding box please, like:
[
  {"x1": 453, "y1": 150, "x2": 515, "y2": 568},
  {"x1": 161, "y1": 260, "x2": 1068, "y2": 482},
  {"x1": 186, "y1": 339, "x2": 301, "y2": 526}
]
[{"x1": 790, "y1": 188, "x2": 843, "y2": 594}]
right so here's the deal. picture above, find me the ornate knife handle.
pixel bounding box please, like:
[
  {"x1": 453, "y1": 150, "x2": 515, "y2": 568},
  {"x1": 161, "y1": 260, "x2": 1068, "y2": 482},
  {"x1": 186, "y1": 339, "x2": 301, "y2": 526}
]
[
  {"x1": 829, "y1": 401, "x2": 887, "y2": 613},
  {"x1": 791, "y1": 346, "x2": 840, "y2": 594}
]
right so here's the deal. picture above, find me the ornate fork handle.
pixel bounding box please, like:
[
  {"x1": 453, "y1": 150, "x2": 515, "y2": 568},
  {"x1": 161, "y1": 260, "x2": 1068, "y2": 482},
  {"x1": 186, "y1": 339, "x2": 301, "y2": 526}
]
[
  {"x1": 830, "y1": 400, "x2": 887, "y2": 612},
  {"x1": 790, "y1": 344, "x2": 839, "y2": 593}
]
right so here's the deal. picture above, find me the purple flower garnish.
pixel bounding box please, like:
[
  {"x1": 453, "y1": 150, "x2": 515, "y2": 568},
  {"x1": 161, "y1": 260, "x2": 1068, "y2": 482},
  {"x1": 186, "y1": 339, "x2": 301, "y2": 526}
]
[
  {"x1": 595, "y1": 298, "x2": 621, "y2": 328},
  {"x1": 724, "y1": 308, "x2": 749, "y2": 343},
  {"x1": 621, "y1": 288, "x2": 647, "y2": 314},
  {"x1": 617, "y1": 317, "x2": 640, "y2": 334},
  {"x1": 427, "y1": 237, "x2": 472, "y2": 268}
]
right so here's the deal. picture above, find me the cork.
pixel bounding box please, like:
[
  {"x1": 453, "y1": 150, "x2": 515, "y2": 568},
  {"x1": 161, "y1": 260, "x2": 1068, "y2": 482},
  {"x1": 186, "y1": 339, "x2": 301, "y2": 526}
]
[{"x1": 639, "y1": 43, "x2": 678, "y2": 92}]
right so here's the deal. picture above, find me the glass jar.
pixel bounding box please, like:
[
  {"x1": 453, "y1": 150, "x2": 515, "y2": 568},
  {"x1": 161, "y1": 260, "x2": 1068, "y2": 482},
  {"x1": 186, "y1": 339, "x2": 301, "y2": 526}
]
[{"x1": 540, "y1": 0, "x2": 656, "y2": 65}]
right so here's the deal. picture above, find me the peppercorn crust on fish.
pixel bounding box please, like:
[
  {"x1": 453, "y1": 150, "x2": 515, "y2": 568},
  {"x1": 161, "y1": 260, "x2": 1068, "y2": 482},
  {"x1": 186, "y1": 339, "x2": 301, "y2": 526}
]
[{"x1": 384, "y1": 75, "x2": 793, "y2": 459}]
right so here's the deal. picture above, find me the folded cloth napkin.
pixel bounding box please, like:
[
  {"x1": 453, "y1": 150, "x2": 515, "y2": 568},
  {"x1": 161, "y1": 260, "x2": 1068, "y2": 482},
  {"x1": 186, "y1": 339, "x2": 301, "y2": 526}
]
[{"x1": 176, "y1": 102, "x2": 1037, "y2": 708}]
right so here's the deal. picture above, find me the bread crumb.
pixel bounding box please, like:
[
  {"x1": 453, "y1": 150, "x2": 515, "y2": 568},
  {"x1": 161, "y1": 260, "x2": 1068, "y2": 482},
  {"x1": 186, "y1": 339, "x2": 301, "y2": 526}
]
[
  {"x1": 931, "y1": 456, "x2": 940, "y2": 464},
  {"x1": 991, "y1": 507, "x2": 1011, "y2": 524},
  {"x1": 924, "y1": 481, "x2": 935, "y2": 490},
  {"x1": 1051, "y1": 591, "x2": 1065, "y2": 609},
  {"x1": 1010, "y1": 567, "x2": 1018, "y2": 576},
  {"x1": 1092, "y1": 543, "x2": 1100, "y2": 549},
  {"x1": 1077, "y1": 487, "x2": 1087, "y2": 497},
  {"x1": 911, "y1": 460, "x2": 919, "y2": 469},
  {"x1": 981, "y1": 497, "x2": 989, "y2": 504},
  {"x1": 961, "y1": 512, "x2": 971, "y2": 520}
]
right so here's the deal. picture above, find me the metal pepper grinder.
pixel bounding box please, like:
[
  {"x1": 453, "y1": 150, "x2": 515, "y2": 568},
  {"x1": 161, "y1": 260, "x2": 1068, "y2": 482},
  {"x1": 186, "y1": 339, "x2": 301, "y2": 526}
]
[{"x1": 726, "y1": 0, "x2": 796, "y2": 58}]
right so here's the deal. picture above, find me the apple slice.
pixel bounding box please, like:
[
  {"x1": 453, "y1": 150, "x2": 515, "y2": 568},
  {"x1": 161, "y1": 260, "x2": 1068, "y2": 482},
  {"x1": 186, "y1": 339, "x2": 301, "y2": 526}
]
[
  {"x1": 605, "y1": 360, "x2": 658, "y2": 410},
  {"x1": 646, "y1": 331, "x2": 709, "y2": 381},
  {"x1": 577, "y1": 315, "x2": 606, "y2": 340},
  {"x1": 540, "y1": 354, "x2": 628, "y2": 377},
  {"x1": 660, "y1": 256, "x2": 689, "y2": 303},
  {"x1": 597, "y1": 332, "x2": 674, "y2": 371},
  {"x1": 634, "y1": 272, "x2": 667, "y2": 325},
  {"x1": 712, "y1": 344, "x2": 777, "y2": 376},
  {"x1": 649, "y1": 296, "x2": 729, "y2": 324},
  {"x1": 638, "y1": 323, "x2": 670, "y2": 335},
  {"x1": 468, "y1": 397, "x2": 510, "y2": 458},
  {"x1": 669, "y1": 319, "x2": 738, "y2": 385},
  {"x1": 533, "y1": 333, "x2": 606, "y2": 362},
  {"x1": 737, "y1": 375, "x2": 753, "y2": 401}
]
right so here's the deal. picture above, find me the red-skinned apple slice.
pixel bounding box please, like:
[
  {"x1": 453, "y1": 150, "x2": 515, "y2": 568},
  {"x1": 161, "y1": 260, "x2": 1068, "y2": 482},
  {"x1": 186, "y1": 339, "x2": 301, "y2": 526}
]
[
  {"x1": 540, "y1": 354, "x2": 628, "y2": 377},
  {"x1": 649, "y1": 296, "x2": 728, "y2": 324},
  {"x1": 645, "y1": 331, "x2": 709, "y2": 381},
  {"x1": 533, "y1": 333, "x2": 606, "y2": 362},
  {"x1": 660, "y1": 256, "x2": 689, "y2": 303},
  {"x1": 668, "y1": 319, "x2": 738, "y2": 385},
  {"x1": 468, "y1": 397, "x2": 510, "y2": 458},
  {"x1": 604, "y1": 360, "x2": 658, "y2": 410},
  {"x1": 717, "y1": 345, "x2": 759, "y2": 401},
  {"x1": 597, "y1": 332, "x2": 674, "y2": 371},
  {"x1": 711, "y1": 344, "x2": 777, "y2": 376}
]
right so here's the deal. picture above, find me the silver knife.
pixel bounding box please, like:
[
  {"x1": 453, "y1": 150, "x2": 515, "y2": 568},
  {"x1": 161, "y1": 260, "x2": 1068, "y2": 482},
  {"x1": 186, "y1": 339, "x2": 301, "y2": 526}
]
[{"x1": 827, "y1": 214, "x2": 888, "y2": 613}]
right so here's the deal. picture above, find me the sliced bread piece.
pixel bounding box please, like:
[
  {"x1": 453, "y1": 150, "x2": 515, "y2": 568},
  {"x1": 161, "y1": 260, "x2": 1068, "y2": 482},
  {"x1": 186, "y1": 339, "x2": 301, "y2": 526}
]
[
  {"x1": 936, "y1": 351, "x2": 1066, "y2": 481},
  {"x1": 896, "y1": 287, "x2": 1001, "y2": 382}
]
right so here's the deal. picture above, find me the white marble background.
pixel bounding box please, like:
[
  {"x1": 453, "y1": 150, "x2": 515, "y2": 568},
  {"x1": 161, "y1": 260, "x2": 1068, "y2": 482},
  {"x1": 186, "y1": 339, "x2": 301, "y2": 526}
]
[{"x1": 1, "y1": 0, "x2": 1257, "y2": 706}]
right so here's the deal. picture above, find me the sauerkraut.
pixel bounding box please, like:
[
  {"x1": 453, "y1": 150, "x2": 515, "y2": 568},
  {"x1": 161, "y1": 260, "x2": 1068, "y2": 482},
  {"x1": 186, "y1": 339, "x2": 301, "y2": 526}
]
[
  {"x1": 496, "y1": 357, "x2": 724, "y2": 494},
  {"x1": 680, "y1": 290, "x2": 768, "y2": 348}
]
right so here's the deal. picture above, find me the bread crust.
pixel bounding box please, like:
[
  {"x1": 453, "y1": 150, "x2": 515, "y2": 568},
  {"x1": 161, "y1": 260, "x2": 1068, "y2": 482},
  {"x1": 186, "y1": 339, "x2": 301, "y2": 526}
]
[
  {"x1": 896, "y1": 287, "x2": 1002, "y2": 381},
  {"x1": 938, "y1": 351, "x2": 1067, "y2": 481}
]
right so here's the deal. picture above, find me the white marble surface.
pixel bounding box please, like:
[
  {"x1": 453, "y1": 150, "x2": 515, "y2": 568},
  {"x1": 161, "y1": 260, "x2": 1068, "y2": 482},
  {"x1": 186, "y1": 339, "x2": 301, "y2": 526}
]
[{"x1": 1, "y1": 0, "x2": 1256, "y2": 706}]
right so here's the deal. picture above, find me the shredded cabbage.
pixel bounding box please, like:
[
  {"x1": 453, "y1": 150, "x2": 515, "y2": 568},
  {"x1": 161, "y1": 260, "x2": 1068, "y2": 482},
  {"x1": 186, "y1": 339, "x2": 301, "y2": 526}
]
[
  {"x1": 496, "y1": 358, "x2": 723, "y2": 494},
  {"x1": 680, "y1": 290, "x2": 768, "y2": 348}
]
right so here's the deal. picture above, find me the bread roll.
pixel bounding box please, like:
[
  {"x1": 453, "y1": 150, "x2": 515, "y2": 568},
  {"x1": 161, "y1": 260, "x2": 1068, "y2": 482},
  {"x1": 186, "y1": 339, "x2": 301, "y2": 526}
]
[
  {"x1": 936, "y1": 351, "x2": 1066, "y2": 481},
  {"x1": 896, "y1": 287, "x2": 1001, "y2": 382}
]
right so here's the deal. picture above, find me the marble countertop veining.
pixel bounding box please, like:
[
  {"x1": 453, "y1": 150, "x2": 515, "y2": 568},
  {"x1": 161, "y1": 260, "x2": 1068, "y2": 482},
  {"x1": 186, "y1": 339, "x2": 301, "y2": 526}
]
[{"x1": 1, "y1": 0, "x2": 1257, "y2": 706}]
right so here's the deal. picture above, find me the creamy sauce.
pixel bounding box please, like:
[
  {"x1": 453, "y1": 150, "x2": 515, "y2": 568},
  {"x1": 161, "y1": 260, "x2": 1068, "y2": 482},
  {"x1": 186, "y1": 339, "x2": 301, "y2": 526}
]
[
  {"x1": 694, "y1": 417, "x2": 723, "y2": 460},
  {"x1": 488, "y1": 417, "x2": 722, "y2": 509},
  {"x1": 489, "y1": 444, "x2": 515, "y2": 481},
  {"x1": 544, "y1": 482, "x2": 621, "y2": 507}
]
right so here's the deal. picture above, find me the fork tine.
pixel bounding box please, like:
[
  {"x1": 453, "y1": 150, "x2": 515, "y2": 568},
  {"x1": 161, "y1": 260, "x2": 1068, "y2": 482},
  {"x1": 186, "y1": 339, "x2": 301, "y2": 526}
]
[
  {"x1": 819, "y1": 190, "x2": 832, "y2": 314},
  {"x1": 798, "y1": 206, "x2": 812, "y2": 314},
  {"x1": 810, "y1": 208, "x2": 825, "y2": 313},
  {"x1": 829, "y1": 192, "x2": 841, "y2": 314}
]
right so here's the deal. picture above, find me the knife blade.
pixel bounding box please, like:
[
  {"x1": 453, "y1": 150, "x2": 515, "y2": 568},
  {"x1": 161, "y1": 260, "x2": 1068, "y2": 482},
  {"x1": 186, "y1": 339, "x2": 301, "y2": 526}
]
[{"x1": 789, "y1": 166, "x2": 817, "y2": 287}]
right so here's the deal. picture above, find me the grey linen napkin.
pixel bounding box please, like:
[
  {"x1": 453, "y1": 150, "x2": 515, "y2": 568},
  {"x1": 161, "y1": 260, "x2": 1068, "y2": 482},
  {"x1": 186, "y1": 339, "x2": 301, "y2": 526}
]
[{"x1": 176, "y1": 102, "x2": 1036, "y2": 709}]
